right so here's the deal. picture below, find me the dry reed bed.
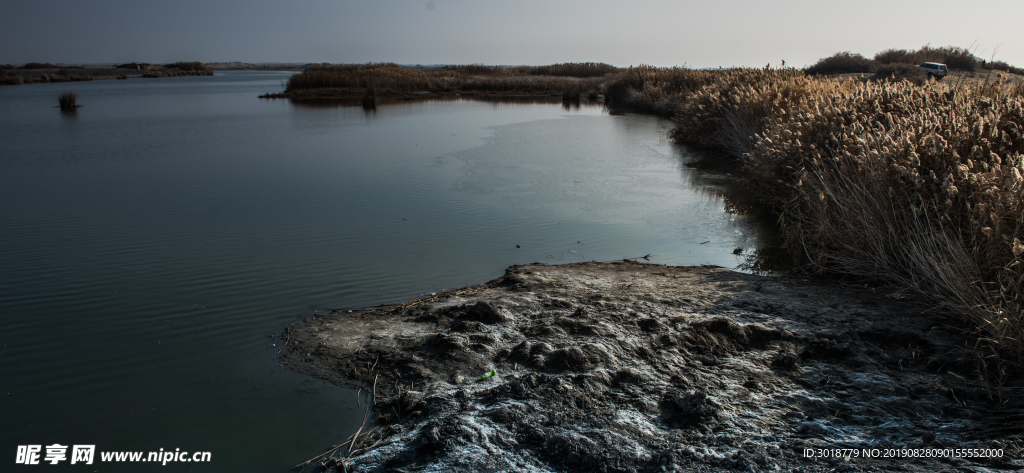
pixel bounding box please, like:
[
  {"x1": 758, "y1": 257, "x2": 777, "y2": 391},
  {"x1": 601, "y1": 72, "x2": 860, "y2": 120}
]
[
  {"x1": 282, "y1": 63, "x2": 615, "y2": 97},
  {"x1": 751, "y1": 79, "x2": 1024, "y2": 360},
  {"x1": 606, "y1": 67, "x2": 1024, "y2": 361}
]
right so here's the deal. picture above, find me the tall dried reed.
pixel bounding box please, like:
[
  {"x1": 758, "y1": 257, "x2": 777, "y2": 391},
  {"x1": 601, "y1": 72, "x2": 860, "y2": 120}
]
[
  {"x1": 745, "y1": 78, "x2": 1024, "y2": 361},
  {"x1": 57, "y1": 90, "x2": 78, "y2": 111},
  {"x1": 608, "y1": 64, "x2": 1024, "y2": 360}
]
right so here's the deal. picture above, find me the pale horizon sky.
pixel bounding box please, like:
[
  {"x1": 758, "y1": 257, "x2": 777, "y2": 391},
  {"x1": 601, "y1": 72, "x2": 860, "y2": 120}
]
[{"x1": 3, "y1": 0, "x2": 1022, "y2": 69}]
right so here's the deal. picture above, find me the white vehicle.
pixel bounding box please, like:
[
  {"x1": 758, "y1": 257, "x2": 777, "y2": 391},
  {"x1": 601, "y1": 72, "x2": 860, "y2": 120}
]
[{"x1": 919, "y1": 62, "x2": 948, "y2": 78}]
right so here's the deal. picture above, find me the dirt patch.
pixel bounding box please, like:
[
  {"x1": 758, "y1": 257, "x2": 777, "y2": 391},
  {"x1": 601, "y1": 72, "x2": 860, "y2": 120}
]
[{"x1": 283, "y1": 261, "x2": 1024, "y2": 472}]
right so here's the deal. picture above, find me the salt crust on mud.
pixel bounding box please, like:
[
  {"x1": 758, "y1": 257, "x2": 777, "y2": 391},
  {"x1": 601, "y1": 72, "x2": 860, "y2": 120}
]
[{"x1": 284, "y1": 261, "x2": 1024, "y2": 472}]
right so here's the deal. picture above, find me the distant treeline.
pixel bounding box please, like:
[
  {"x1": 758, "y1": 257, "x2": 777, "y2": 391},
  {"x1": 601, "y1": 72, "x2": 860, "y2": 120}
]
[
  {"x1": 4, "y1": 62, "x2": 84, "y2": 70},
  {"x1": 806, "y1": 45, "x2": 1024, "y2": 76}
]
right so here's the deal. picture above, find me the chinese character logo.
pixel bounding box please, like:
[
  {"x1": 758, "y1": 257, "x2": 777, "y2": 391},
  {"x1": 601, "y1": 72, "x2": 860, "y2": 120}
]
[
  {"x1": 15, "y1": 445, "x2": 41, "y2": 465},
  {"x1": 71, "y1": 445, "x2": 95, "y2": 465},
  {"x1": 44, "y1": 444, "x2": 67, "y2": 464}
]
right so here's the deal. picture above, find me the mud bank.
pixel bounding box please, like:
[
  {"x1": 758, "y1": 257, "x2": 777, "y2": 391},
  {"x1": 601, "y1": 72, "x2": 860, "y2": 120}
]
[{"x1": 284, "y1": 261, "x2": 1023, "y2": 472}]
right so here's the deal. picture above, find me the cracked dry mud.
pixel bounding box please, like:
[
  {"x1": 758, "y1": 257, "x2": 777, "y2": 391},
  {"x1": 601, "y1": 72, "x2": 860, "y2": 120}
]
[{"x1": 283, "y1": 261, "x2": 1024, "y2": 472}]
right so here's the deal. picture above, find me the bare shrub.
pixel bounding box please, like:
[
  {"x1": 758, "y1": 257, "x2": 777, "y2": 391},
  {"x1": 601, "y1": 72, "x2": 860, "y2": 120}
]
[
  {"x1": 874, "y1": 45, "x2": 1005, "y2": 73},
  {"x1": 874, "y1": 48, "x2": 920, "y2": 65},
  {"x1": 20, "y1": 62, "x2": 57, "y2": 69},
  {"x1": 805, "y1": 52, "x2": 877, "y2": 75},
  {"x1": 928, "y1": 46, "x2": 979, "y2": 71}
]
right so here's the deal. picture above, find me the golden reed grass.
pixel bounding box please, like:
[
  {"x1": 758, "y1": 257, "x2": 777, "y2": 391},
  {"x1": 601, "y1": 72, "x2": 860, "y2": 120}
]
[
  {"x1": 607, "y1": 67, "x2": 1024, "y2": 361},
  {"x1": 753, "y1": 79, "x2": 1024, "y2": 362}
]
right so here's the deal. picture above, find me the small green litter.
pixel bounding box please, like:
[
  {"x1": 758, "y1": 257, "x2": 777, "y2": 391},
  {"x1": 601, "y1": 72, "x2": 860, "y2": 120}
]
[{"x1": 481, "y1": 370, "x2": 496, "y2": 379}]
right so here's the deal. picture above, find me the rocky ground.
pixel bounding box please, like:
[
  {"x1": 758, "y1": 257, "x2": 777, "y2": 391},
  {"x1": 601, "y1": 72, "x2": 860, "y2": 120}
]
[{"x1": 283, "y1": 261, "x2": 1024, "y2": 472}]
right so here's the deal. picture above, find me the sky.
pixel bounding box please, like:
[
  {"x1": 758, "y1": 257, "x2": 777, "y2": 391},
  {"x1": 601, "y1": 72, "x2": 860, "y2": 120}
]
[{"x1": 3, "y1": 0, "x2": 1022, "y2": 69}]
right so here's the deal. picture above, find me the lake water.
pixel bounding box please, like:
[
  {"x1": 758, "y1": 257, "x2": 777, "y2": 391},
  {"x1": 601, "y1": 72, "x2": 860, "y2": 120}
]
[{"x1": 0, "y1": 71, "x2": 774, "y2": 471}]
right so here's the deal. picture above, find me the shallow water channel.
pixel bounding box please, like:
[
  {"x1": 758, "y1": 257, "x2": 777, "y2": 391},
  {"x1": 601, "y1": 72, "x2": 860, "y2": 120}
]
[{"x1": 0, "y1": 71, "x2": 775, "y2": 471}]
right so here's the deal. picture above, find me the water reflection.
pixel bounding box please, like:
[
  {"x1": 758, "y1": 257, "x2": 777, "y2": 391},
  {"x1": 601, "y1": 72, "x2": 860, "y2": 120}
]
[{"x1": 673, "y1": 142, "x2": 793, "y2": 273}]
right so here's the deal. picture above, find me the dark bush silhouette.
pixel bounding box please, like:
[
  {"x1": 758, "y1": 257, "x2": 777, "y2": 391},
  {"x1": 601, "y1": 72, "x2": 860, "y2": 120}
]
[
  {"x1": 874, "y1": 48, "x2": 919, "y2": 65},
  {"x1": 805, "y1": 52, "x2": 877, "y2": 75},
  {"x1": 20, "y1": 62, "x2": 57, "y2": 70},
  {"x1": 874, "y1": 46, "x2": 983, "y2": 72},
  {"x1": 927, "y1": 46, "x2": 978, "y2": 71}
]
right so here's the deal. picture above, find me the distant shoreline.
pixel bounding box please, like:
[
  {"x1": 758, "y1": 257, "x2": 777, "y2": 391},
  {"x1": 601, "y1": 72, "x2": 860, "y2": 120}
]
[
  {"x1": 258, "y1": 87, "x2": 591, "y2": 101},
  {"x1": 1, "y1": 62, "x2": 213, "y2": 86},
  {"x1": 205, "y1": 62, "x2": 304, "y2": 71}
]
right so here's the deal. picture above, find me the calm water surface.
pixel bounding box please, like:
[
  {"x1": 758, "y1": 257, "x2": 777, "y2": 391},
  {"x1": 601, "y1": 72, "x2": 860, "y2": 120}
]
[{"x1": 0, "y1": 72, "x2": 773, "y2": 471}]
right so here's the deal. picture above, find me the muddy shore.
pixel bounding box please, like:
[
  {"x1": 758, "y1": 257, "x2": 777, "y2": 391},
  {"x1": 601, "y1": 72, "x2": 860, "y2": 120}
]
[{"x1": 284, "y1": 261, "x2": 1023, "y2": 472}]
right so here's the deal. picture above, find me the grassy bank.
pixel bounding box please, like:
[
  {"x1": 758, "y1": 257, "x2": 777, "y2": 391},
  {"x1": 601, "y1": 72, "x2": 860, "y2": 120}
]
[{"x1": 606, "y1": 65, "x2": 1024, "y2": 362}]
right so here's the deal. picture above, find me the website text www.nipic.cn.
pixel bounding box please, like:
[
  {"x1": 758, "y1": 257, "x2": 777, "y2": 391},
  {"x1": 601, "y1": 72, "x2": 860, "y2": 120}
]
[{"x1": 16, "y1": 445, "x2": 211, "y2": 466}]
